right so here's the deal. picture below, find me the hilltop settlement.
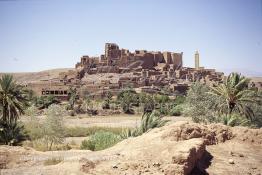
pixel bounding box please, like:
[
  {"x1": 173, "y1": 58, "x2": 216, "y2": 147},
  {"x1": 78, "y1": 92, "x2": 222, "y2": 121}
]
[{"x1": 26, "y1": 43, "x2": 230, "y2": 100}]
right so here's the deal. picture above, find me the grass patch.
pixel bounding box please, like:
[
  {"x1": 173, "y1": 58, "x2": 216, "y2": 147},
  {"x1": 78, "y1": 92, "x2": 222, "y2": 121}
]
[
  {"x1": 64, "y1": 126, "x2": 127, "y2": 137},
  {"x1": 44, "y1": 157, "x2": 63, "y2": 166},
  {"x1": 80, "y1": 131, "x2": 122, "y2": 151},
  {"x1": 23, "y1": 140, "x2": 71, "y2": 152}
]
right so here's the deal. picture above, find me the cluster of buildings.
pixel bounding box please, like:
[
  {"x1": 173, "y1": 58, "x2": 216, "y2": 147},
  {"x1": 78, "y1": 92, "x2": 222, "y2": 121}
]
[
  {"x1": 75, "y1": 43, "x2": 183, "y2": 76},
  {"x1": 27, "y1": 43, "x2": 225, "y2": 100}
]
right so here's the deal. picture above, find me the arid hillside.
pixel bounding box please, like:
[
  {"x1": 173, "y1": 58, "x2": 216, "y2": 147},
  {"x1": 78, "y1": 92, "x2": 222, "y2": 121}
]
[
  {"x1": 0, "y1": 68, "x2": 74, "y2": 83},
  {"x1": 1, "y1": 121, "x2": 261, "y2": 175},
  {"x1": 1, "y1": 68, "x2": 261, "y2": 83},
  {"x1": 251, "y1": 77, "x2": 262, "y2": 82}
]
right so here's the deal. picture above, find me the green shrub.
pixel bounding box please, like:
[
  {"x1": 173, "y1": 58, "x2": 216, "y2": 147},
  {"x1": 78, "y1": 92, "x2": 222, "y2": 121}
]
[
  {"x1": 80, "y1": 140, "x2": 95, "y2": 151},
  {"x1": 140, "y1": 110, "x2": 169, "y2": 133},
  {"x1": 248, "y1": 97, "x2": 262, "y2": 128},
  {"x1": 24, "y1": 116, "x2": 43, "y2": 141},
  {"x1": 24, "y1": 104, "x2": 66, "y2": 150},
  {"x1": 153, "y1": 94, "x2": 171, "y2": 115},
  {"x1": 184, "y1": 82, "x2": 219, "y2": 123},
  {"x1": 153, "y1": 94, "x2": 170, "y2": 104},
  {"x1": 170, "y1": 105, "x2": 184, "y2": 116},
  {"x1": 0, "y1": 121, "x2": 28, "y2": 145},
  {"x1": 157, "y1": 104, "x2": 170, "y2": 115},
  {"x1": 117, "y1": 89, "x2": 138, "y2": 114},
  {"x1": 222, "y1": 114, "x2": 250, "y2": 127},
  {"x1": 173, "y1": 95, "x2": 186, "y2": 105},
  {"x1": 42, "y1": 105, "x2": 66, "y2": 150},
  {"x1": 81, "y1": 131, "x2": 122, "y2": 151},
  {"x1": 34, "y1": 95, "x2": 60, "y2": 109},
  {"x1": 138, "y1": 93, "x2": 155, "y2": 113},
  {"x1": 121, "y1": 111, "x2": 169, "y2": 138}
]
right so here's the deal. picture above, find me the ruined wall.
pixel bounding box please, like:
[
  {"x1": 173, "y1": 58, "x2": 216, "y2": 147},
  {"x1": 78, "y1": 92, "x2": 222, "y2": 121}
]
[
  {"x1": 171, "y1": 52, "x2": 183, "y2": 69},
  {"x1": 105, "y1": 43, "x2": 120, "y2": 58},
  {"x1": 163, "y1": 52, "x2": 172, "y2": 64},
  {"x1": 76, "y1": 43, "x2": 183, "y2": 72}
]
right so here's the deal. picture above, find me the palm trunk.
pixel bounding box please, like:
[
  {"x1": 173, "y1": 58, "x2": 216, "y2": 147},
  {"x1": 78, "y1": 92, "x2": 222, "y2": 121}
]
[{"x1": 228, "y1": 102, "x2": 235, "y2": 115}]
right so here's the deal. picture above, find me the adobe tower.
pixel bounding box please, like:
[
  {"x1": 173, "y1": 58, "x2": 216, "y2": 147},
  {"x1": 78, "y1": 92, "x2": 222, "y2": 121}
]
[{"x1": 195, "y1": 51, "x2": 200, "y2": 69}]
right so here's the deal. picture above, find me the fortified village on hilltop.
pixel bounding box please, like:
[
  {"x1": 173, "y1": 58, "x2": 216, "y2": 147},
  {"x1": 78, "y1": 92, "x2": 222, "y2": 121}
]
[{"x1": 27, "y1": 43, "x2": 225, "y2": 100}]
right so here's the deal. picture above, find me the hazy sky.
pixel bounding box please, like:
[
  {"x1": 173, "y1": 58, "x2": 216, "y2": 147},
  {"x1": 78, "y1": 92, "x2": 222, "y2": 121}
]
[{"x1": 0, "y1": 0, "x2": 262, "y2": 75}]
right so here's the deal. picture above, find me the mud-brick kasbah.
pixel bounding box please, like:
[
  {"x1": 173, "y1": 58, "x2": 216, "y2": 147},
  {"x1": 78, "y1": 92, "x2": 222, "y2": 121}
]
[{"x1": 26, "y1": 43, "x2": 259, "y2": 100}]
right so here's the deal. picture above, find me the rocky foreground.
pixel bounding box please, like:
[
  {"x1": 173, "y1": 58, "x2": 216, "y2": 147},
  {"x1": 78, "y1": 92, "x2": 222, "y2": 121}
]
[{"x1": 0, "y1": 121, "x2": 261, "y2": 175}]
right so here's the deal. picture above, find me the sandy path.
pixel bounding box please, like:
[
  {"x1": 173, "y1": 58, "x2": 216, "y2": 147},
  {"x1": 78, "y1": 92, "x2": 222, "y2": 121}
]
[{"x1": 64, "y1": 115, "x2": 191, "y2": 128}]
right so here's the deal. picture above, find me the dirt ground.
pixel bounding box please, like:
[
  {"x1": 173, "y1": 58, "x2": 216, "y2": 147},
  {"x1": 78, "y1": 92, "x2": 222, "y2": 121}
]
[
  {"x1": 205, "y1": 141, "x2": 262, "y2": 175},
  {"x1": 21, "y1": 114, "x2": 191, "y2": 128},
  {"x1": 63, "y1": 114, "x2": 191, "y2": 128},
  {"x1": 1, "y1": 121, "x2": 261, "y2": 175}
]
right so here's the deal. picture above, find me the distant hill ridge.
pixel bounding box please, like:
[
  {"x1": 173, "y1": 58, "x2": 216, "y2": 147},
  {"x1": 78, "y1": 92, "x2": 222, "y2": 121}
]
[
  {"x1": 0, "y1": 68, "x2": 74, "y2": 83},
  {"x1": 1, "y1": 68, "x2": 262, "y2": 84}
]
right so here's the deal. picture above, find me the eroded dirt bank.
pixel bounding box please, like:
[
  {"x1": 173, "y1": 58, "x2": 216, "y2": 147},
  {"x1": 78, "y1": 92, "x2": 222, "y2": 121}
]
[{"x1": 1, "y1": 121, "x2": 261, "y2": 175}]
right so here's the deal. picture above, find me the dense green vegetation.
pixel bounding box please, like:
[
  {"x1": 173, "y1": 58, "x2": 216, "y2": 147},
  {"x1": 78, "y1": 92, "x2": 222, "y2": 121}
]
[
  {"x1": 34, "y1": 95, "x2": 60, "y2": 110},
  {"x1": 81, "y1": 131, "x2": 122, "y2": 151},
  {"x1": 209, "y1": 73, "x2": 259, "y2": 118},
  {"x1": 184, "y1": 73, "x2": 262, "y2": 127},
  {"x1": 0, "y1": 121, "x2": 28, "y2": 145},
  {"x1": 0, "y1": 75, "x2": 29, "y2": 145},
  {"x1": 116, "y1": 89, "x2": 183, "y2": 116},
  {"x1": 117, "y1": 89, "x2": 138, "y2": 114}
]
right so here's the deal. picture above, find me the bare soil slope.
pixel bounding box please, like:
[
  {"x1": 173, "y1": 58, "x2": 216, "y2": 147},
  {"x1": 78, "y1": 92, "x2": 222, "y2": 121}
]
[
  {"x1": 0, "y1": 68, "x2": 74, "y2": 83},
  {"x1": 0, "y1": 121, "x2": 261, "y2": 175}
]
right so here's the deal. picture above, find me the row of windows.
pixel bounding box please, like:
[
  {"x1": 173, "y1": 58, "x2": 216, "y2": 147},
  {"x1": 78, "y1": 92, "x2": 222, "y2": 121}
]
[{"x1": 42, "y1": 90, "x2": 68, "y2": 95}]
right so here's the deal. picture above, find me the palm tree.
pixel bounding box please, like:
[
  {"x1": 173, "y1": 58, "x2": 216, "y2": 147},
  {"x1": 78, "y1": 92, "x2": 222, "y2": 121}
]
[
  {"x1": 0, "y1": 74, "x2": 29, "y2": 124},
  {"x1": 118, "y1": 89, "x2": 138, "y2": 114},
  {"x1": 140, "y1": 111, "x2": 169, "y2": 133},
  {"x1": 102, "y1": 91, "x2": 112, "y2": 109},
  {"x1": 208, "y1": 72, "x2": 260, "y2": 120},
  {"x1": 68, "y1": 87, "x2": 77, "y2": 110}
]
